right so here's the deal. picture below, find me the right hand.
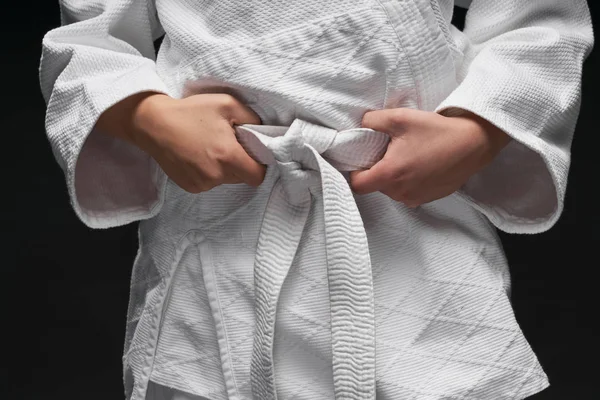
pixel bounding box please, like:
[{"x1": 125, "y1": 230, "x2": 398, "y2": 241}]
[{"x1": 98, "y1": 92, "x2": 266, "y2": 193}]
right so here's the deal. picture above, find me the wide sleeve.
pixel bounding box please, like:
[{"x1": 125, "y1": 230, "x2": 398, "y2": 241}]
[
  {"x1": 435, "y1": 0, "x2": 594, "y2": 234},
  {"x1": 39, "y1": 0, "x2": 171, "y2": 229}
]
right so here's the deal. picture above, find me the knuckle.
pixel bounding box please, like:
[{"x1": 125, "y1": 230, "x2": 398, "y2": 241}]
[
  {"x1": 212, "y1": 143, "x2": 236, "y2": 163},
  {"x1": 216, "y1": 94, "x2": 239, "y2": 113},
  {"x1": 389, "y1": 109, "x2": 407, "y2": 126},
  {"x1": 377, "y1": 168, "x2": 395, "y2": 183},
  {"x1": 204, "y1": 169, "x2": 226, "y2": 184},
  {"x1": 375, "y1": 164, "x2": 400, "y2": 185},
  {"x1": 390, "y1": 169, "x2": 407, "y2": 185},
  {"x1": 392, "y1": 164, "x2": 413, "y2": 184},
  {"x1": 211, "y1": 147, "x2": 234, "y2": 169}
]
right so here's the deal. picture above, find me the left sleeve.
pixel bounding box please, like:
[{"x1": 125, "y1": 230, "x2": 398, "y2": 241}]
[{"x1": 435, "y1": 0, "x2": 594, "y2": 234}]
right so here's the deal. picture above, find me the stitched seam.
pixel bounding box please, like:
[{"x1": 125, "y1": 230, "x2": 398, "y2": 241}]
[
  {"x1": 293, "y1": 222, "x2": 410, "y2": 291},
  {"x1": 175, "y1": 5, "x2": 376, "y2": 74},
  {"x1": 382, "y1": 46, "x2": 408, "y2": 107},
  {"x1": 407, "y1": 289, "x2": 504, "y2": 399},
  {"x1": 377, "y1": 341, "x2": 544, "y2": 377},
  {"x1": 285, "y1": 363, "x2": 337, "y2": 400},
  {"x1": 215, "y1": 267, "x2": 331, "y2": 335},
  {"x1": 458, "y1": 329, "x2": 521, "y2": 399},
  {"x1": 125, "y1": 231, "x2": 200, "y2": 362},
  {"x1": 238, "y1": 44, "x2": 378, "y2": 76},
  {"x1": 508, "y1": 351, "x2": 544, "y2": 399},
  {"x1": 200, "y1": 241, "x2": 243, "y2": 398},
  {"x1": 235, "y1": 32, "x2": 405, "y2": 72},
  {"x1": 131, "y1": 230, "x2": 205, "y2": 399},
  {"x1": 152, "y1": 351, "x2": 199, "y2": 393},
  {"x1": 377, "y1": 244, "x2": 481, "y2": 379},
  {"x1": 305, "y1": 16, "x2": 387, "y2": 108},
  {"x1": 373, "y1": 233, "x2": 455, "y2": 332},
  {"x1": 373, "y1": 0, "x2": 422, "y2": 109},
  {"x1": 376, "y1": 304, "x2": 519, "y2": 333},
  {"x1": 152, "y1": 354, "x2": 228, "y2": 399},
  {"x1": 394, "y1": 269, "x2": 505, "y2": 292},
  {"x1": 428, "y1": 0, "x2": 462, "y2": 55},
  {"x1": 265, "y1": 14, "x2": 345, "y2": 93}
]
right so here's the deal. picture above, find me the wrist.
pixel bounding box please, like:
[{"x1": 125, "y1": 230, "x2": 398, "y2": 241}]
[
  {"x1": 129, "y1": 92, "x2": 173, "y2": 147},
  {"x1": 447, "y1": 109, "x2": 511, "y2": 165},
  {"x1": 95, "y1": 91, "x2": 172, "y2": 149}
]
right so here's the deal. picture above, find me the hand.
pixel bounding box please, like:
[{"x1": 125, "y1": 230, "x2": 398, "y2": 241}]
[
  {"x1": 98, "y1": 92, "x2": 266, "y2": 193},
  {"x1": 349, "y1": 108, "x2": 511, "y2": 207}
]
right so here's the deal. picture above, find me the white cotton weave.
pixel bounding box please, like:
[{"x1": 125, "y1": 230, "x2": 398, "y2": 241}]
[{"x1": 39, "y1": 1, "x2": 594, "y2": 399}]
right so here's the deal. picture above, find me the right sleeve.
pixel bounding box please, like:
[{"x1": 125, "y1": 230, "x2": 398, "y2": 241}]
[{"x1": 39, "y1": 0, "x2": 171, "y2": 229}]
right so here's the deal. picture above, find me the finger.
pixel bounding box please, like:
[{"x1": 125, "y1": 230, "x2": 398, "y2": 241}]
[
  {"x1": 349, "y1": 160, "x2": 393, "y2": 195},
  {"x1": 219, "y1": 96, "x2": 262, "y2": 126},
  {"x1": 226, "y1": 144, "x2": 267, "y2": 187},
  {"x1": 361, "y1": 108, "x2": 411, "y2": 136}
]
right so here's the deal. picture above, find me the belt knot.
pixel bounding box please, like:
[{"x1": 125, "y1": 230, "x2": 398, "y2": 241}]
[{"x1": 231, "y1": 118, "x2": 389, "y2": 400}]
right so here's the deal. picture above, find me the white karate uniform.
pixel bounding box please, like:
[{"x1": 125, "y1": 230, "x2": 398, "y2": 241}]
[{"x1": 39, "y1": 0, "x2": 594, "y2": 399}]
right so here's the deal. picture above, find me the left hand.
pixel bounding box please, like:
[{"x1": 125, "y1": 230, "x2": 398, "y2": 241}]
[{"x1": 349, "y1": 108, "x2": 512, "y2": 207}]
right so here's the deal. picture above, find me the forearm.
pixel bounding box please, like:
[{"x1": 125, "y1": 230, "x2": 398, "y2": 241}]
[
  {"x1": 95, "y1": 91, "x2": 170, "y2": 147},
  {"x1": 444, "y1": 109, "x2": 512, "y2": 169}
]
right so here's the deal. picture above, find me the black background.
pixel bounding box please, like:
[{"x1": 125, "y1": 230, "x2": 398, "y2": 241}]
[{"x1": 2, "y1": 2, "x2": 598, "y2": 399}]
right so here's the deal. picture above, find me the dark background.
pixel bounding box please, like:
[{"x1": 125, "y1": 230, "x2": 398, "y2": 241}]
[{"x1": 3, "y1": 2, "x2": 598, "y2": 399}]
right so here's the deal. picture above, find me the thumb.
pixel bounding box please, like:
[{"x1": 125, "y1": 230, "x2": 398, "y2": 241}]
[
  {"x1": 221, "y1": 96, "x2": 262, "y2": 126},
  {"x1": 349, "y1": 160, "x2": 391, "y2": 195},
  {"x1": 228, "y1": 143, "x2": 267, "y2": 187},
  {"x1": 361, "y1": 108, "x2": 411, "y2": 137}
]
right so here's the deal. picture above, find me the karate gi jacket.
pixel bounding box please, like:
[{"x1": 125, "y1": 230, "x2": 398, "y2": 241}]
[{"x1": 39, "y1": 0, "x2": 594, "y2": 399}]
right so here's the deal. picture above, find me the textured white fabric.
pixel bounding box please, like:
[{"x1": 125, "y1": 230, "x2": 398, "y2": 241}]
[
  {"x1": 39, "y1": 1, "x2": 594, "y2": 399},
  {"x1": 238, "y1": 120, "x2": 389, "y2": 400}
]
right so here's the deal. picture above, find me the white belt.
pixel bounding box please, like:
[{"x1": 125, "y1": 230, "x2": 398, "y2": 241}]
[{"x1": 234, "y1": 119, "x2": 390, "y2": 400}]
